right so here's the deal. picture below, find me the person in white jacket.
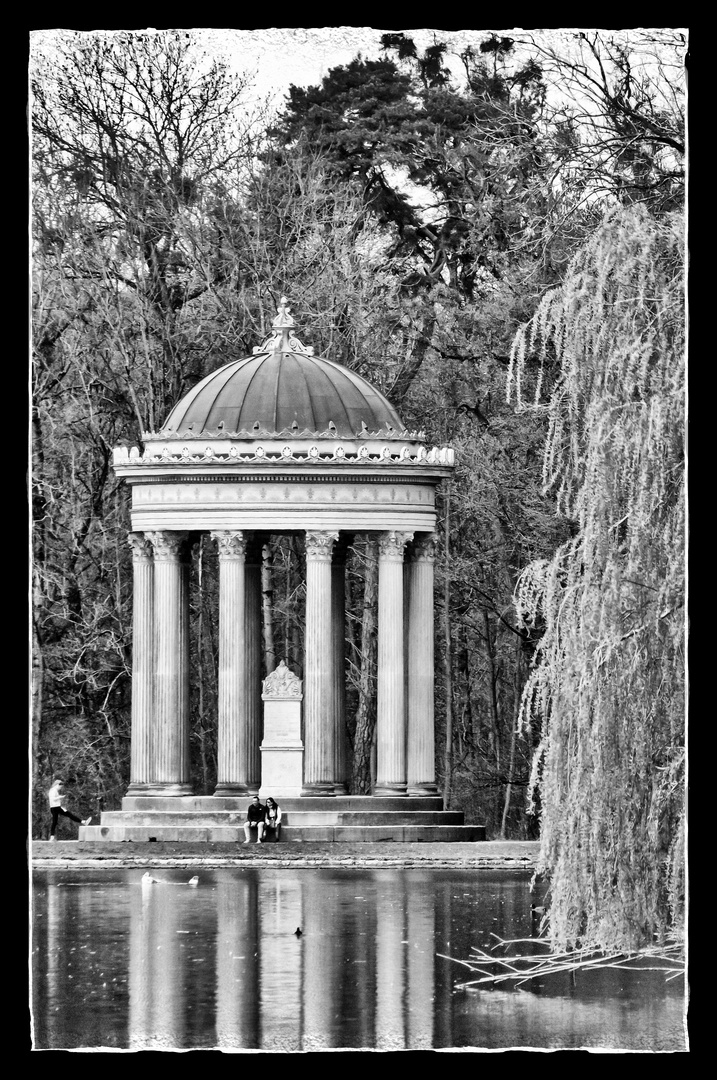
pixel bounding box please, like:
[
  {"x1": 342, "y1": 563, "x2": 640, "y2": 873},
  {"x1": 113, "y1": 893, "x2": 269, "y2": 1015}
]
[{"x1": 48, "y1": 779, "x2": 91, "y2": 840}]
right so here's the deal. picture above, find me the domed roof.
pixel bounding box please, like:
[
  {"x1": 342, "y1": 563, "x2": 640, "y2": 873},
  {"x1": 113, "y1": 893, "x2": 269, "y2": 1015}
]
[{"x1": 160, "y1": 299, "x2": 407, "y2": 440}]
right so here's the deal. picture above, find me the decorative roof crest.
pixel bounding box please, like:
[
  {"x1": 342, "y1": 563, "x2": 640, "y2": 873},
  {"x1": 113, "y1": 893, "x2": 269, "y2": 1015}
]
[
  {"x1": 253, "y1": 296, "x2": 315, "y2": 356},
  {"x1": 262, "y1": 659, "x2": 303, "y2": 699}
]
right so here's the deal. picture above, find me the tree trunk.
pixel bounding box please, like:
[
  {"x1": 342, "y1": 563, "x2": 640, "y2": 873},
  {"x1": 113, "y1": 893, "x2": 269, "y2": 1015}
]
[
  {"x1": 352, "y1": 537, "x2": 378, "y2": 793},
  {"x1": 499, "y1": 636, "x2": 522, "y2": 838},
  {"x1": 390, "y1": 307, "x2": 437, "y2": 407},
  {"x1": 261, "y1": 542, "x2": 276, "y2": 673},
  {"x1": 483, "y1": 609, "x2": 502, "y2": 773}
]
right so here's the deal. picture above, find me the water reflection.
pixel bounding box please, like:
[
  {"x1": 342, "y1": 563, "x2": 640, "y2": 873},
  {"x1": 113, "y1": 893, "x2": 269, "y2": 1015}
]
[{"x1": 31, "y1": 868, "x2": 686, "y2": 1051}]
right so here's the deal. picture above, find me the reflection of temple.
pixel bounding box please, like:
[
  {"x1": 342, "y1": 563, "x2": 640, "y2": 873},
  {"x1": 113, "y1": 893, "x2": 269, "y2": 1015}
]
[
  {"x1": 33, "y1": 872, "x2": 684, "y2": 1051},
  {"x1": 126, "y1": 872, "x2": 438, "y2": 1051},
  {"x1": 83, "y1": 299, "x2": 483, "y2": 841}
]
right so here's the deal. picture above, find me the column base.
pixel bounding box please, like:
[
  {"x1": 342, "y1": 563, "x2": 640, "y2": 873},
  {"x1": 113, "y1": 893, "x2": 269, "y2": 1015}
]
[
  {"x1": 408, "y1": 783, "x2": 440, "y2": 796},
  {"x1": 213, "y1": 783, "x2": 253, "y2": 797},
  {"x1": 333, "y1": 783, "x2": 348, "y2": 795},
  {"x1": 126, "y1": 783, "x2": 156, "y2": 796},
  {"x1": 301, "y1": 783, "x2": 337, "y2": 797},
  {"x1": 372, "y1": 782, "x2": 408, "y2": 797},
  {"x1": 129, "y1": 782, "x2": 194, "y2": 797}
]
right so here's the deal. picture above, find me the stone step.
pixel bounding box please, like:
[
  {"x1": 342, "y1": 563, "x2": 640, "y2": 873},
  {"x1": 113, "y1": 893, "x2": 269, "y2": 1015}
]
[
  {"x1": 121, "y1": 795, "x2": 446, "y2": 812},
  {"x1": 81, "y1": 824, "x2": 486, "y2": 843},
  {"x1": 100, "y1": 810, "x2": 465, "y2": 827}
]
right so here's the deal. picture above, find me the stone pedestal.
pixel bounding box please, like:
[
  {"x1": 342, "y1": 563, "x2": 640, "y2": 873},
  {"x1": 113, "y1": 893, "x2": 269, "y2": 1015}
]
[{"x1": 259, "y1": 661, "x2": 304, "y2": 799}]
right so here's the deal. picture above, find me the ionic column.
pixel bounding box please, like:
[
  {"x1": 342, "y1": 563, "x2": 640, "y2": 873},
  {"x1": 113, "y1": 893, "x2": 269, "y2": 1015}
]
[
  {"x1": 145, "y1": 531, "x2": 192, "y2": 795},
  {"x1": 302, "y1": 530, "x2": 339, "y2": 796},
  {"x1": 127, "y1": 533, "x2": 154, "y2": 794},
  {"x1": 406, "y1": 534, "x2": 439, "y2": 795},
  {"x1": 375, "y1": 530, "x2": 413, "y2": 796},
  {"x1": 211, "y1": 531, "x2": 249, "y2": 795},
  {"x1": 331, "y1": 536, "x2": 351, "y2": 794},
  {"x1": 245, "y1": 535, "x2": 264, "y2": 795}
]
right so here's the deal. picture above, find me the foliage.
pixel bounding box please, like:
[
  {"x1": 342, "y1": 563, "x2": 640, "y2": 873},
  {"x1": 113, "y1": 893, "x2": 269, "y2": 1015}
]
[
  {"x1": 272, "y1": 33, "x2": 547, "y2": 302},
  {"x1": 509, "y1": 204, "x2": 685, "y2": 950},
  {"x1": 509, "y1": 29, "x2": 686, "y2": 276}
]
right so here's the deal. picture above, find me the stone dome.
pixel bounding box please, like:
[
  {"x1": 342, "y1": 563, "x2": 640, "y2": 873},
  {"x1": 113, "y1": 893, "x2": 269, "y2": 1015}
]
[{"x1": 160, "y1": 299, "x2": 407, "y2": 441}]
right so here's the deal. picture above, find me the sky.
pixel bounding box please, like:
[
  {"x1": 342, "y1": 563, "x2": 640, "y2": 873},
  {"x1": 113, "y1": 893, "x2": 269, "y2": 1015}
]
[
  {"x1": 31, "y1": 26, "x2": 539, "y2": 102},
  {"x1": 30, "y1": 25, "x2": 688, "y2": 126}
]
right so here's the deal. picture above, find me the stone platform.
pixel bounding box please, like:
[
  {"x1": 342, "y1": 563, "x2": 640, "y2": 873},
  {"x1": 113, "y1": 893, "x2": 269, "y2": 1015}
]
[
  {"x1": 31, "y1": 839, "x2": 539, "y2": 870},
  {"x1": 79, "y1": 795, "x2": 485, "y2": 843}
]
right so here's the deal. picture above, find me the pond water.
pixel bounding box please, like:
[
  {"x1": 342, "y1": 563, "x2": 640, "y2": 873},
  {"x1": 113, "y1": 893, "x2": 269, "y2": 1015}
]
[{"x1": 31, "y1": 867, "x2": 687, "y2": 1052}]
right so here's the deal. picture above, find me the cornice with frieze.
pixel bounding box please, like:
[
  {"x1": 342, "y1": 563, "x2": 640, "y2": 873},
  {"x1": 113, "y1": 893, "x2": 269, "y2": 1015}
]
[
  {"x1": 125, "y1": 473, "x2": 440, "y2": 487},
  {"x1": 113, "y1": 443, "x2": 454, "y2": 468}
]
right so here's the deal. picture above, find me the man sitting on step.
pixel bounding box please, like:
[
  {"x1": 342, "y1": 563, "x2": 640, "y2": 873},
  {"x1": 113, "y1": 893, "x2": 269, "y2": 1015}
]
[{"x1": 243, "y1": 795, "x2": 266, "y2": 844}]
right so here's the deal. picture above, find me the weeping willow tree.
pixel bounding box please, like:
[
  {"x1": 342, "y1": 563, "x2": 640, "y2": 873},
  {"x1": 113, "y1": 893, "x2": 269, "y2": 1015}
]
[{"x1": 507, "y1": 204, "x2": 685, "y2": 952}]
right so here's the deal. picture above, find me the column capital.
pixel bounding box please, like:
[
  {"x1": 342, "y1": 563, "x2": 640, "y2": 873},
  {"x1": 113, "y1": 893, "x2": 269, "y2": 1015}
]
[
  {"x1": 127, "y1": 532, "x2": 153, "y2": 561},
  {"x1": 408, "y1": 533, "x2": 437, "y2": 563},
  {"x1": 378, "y1": 530, "x2": 414, "y2": 560},
  {"x1": 145, "y1": 531, "x2": 188, "y2": 561},
  {"x1": 211, "y1": 530, "x2": 247, "y2": 560},
  {"x1": 305, "y1": 530, "x2": 339, "y2": 561}
]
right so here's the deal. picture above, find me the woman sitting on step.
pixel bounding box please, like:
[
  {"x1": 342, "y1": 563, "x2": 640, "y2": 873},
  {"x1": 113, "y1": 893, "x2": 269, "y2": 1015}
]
[{"x1": 264, "y1": 797, "x2": 282, "y2": 842}]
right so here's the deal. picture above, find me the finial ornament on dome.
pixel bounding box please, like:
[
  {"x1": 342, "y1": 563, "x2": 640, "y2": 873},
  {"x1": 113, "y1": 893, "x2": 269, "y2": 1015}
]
[
  {"x1": 253, "y1": 296, "x2": 315, "y2": 356},
  {"x1": 273, "y1": 296, "x2": 295, "y2": 330}
]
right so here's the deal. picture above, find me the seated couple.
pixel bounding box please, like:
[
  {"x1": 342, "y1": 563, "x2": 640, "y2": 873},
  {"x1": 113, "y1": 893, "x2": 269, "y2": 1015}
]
[{"x1": 243, "y1": 795, "x2": 282, "y2": 843}]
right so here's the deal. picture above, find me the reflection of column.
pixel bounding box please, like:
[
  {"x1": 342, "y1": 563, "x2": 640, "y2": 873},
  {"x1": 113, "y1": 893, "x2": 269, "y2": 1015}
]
[
  {"x1": 43, "y1": 879, "x2": 68, "y2": 1048},
  {"x1": 212, "y1": 531, "x2": 249, "y2": 795},
  {"x1": 332, "y1": 536, "x2": 350, "y2": 794},
  {"x1": 335, "y1": 869, "x2": 376, "y2": 1046},
  {"x1": 375, "y1": 879, "x2": 406, "y2": 1049},
  {"x1": 146, "y1": 531, "x2": 192, "y2": 794},
  {"x1": 433, "y1": 876, "x2": 455, "y2": 1048},
  {"x1": 129, "y1": 883, "x2": 185, "y2": 1048},
  {"x1": 215, "y1": 875, "x2": 260, "y2": 1048},
  {"x1": 301, "y1": 873, "x2": 339, "y2": 1049},
  {"x1": 127, "y1": 533, "x2": 154, "y2": 793},
  {"x1": 260, "y1": 876, "x2": 304, "y2": 1050},
  {"x1": 302, "y1": 530, "x2": 338, "y2": 795},
  {"x1": 405, "y1": 872, "x2": 435, "y2": 1048},
  {"x1": 129, "y1": 881, "x2": 155, "y2": 1048},
  {"x1": 406, "y1": 534, "x2": 439, "y2": 795},
  {"x1": 375, "y1": 530, "x2": 413, "y2": 796},
  {"x1": 246, "y1": 536, "x2": 264, "y2": 794}
]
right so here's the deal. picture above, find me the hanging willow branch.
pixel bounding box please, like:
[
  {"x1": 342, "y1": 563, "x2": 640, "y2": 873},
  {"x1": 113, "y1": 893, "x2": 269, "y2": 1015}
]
[{"x1": 507, "y1": 205, "x2": 685, "y2": 953}]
